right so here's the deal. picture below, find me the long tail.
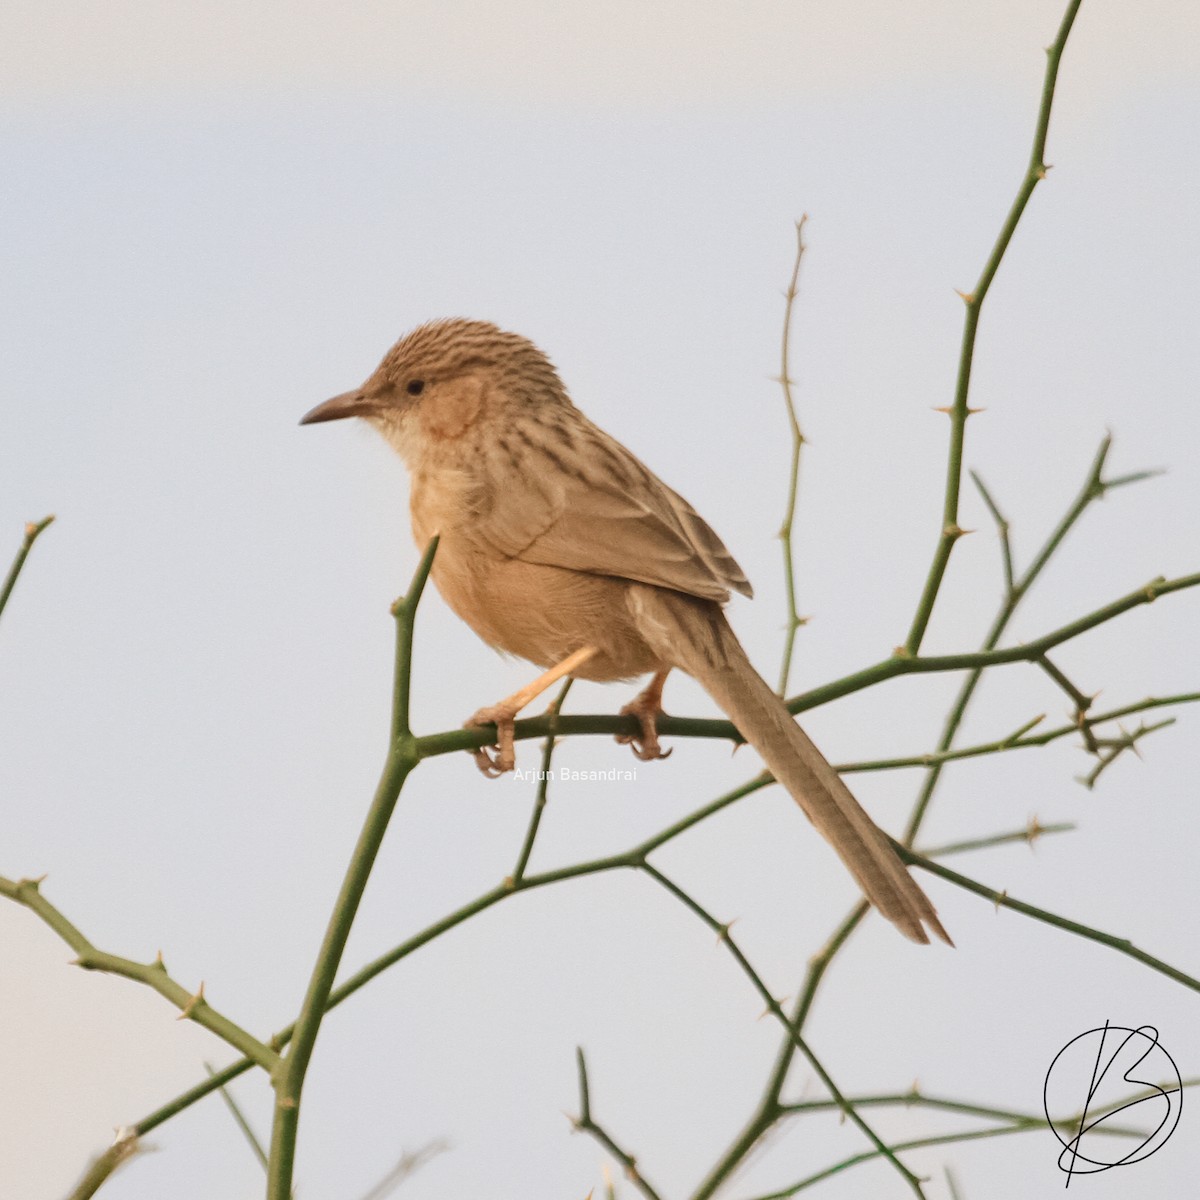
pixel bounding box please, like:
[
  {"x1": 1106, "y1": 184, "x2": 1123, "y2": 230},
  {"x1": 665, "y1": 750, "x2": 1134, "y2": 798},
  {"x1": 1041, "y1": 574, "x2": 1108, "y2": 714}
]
[{"x1": 635, "y1": 588, "x2": 951, "y2": 945}]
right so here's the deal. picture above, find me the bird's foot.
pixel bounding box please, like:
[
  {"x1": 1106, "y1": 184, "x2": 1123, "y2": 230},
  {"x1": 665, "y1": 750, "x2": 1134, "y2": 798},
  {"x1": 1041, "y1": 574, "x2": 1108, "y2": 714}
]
[
  {"x1": 465, "y1": 704, "x2": 519, "y2": 777},
  {"x1": 615, "y1": 684, "x2": 673, "y2": 763}
]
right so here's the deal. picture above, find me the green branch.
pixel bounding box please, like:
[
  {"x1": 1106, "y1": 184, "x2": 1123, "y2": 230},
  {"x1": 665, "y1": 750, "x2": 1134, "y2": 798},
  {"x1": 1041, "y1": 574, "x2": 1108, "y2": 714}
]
[
  {"x1": 265, "y1": 538, "x2": 437, "y2": 1199},
  {"x1": 511, "y1": 678, "x2": 572, "y2": 884},
  {"x1": 572, "y1": 1048, "x2": 665, "y2": 1200},
  {"x1": 902, "y1": 844, "x2": 1200, "y2": 993},
  {"x1": 0, "y1": 875, "x2": 277, "y2": 1071},
  {"x1": 905, "y1": 0, "x2": 1084, "y2": 653},
  {"x1": 918, "y1": 818, "x2": 1076, "y2": 858},
  {"x1": 399, "y1": 565, "x2": 1199, "y2": 762},
  {"x1": 779, "y1": 1087, "x2": 1139, "y2": 1134},
  {"x1": 839, "y1": 696, "x2": 1192, "y2": 775},
  {"x1": 63, "y1": 1132, "x2": 140, "y2": 1200},
  {"x1": 0, "y1": 514, "x2": 54, "y2": 625},
  {"x1": 641, "y1": 864, "x2": 927, "y2": 1198},
  {"x1": 759, "y1": 1078, "x2": 1198, "y2": 1198},
  {"x1": 748, "y1": 1125, "x2": 1060, "y2": 1199},
  {"x1": 207, "y1": 1063, "x2": 271, "y2": 1175}
]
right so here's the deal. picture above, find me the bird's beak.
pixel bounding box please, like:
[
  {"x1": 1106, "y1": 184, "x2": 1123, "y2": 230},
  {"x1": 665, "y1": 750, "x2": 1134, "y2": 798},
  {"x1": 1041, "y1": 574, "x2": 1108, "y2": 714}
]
[{"x1": 299, "y1": 390, "x2": 375, "y2": 426}]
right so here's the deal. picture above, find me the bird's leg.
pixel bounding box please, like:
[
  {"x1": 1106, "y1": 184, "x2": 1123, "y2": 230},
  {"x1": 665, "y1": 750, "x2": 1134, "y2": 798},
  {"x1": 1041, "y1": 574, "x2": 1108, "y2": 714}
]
[
  {"x1": 615, "y1": 669, "x2": 673, "y2": 762},
  {"x1": 466, "y1": 645, "x2": 598, "y2": 777}
]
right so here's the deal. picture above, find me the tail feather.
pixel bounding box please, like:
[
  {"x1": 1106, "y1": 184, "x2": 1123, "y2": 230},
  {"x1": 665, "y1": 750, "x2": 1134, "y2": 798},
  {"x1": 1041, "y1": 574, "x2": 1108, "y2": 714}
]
[{"x1": 638, "y1": 589, "x2": 951, "y2": 945}]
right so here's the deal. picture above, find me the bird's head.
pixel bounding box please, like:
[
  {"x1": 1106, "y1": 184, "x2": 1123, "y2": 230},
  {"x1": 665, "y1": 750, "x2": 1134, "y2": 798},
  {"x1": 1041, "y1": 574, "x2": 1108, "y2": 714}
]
[{"x1": 300, "y1": 318, "x2": 570, "y2": 465}]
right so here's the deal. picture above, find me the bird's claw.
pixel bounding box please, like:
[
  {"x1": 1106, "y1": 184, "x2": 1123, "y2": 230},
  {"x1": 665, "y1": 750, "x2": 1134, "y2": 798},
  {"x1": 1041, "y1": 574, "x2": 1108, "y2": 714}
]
[
  {"x1": 615, "y1": 698, "x2": 672, "y2": 763},
  {"x1": 466, "y1": 706, "x2": 518, "y2": 776}
]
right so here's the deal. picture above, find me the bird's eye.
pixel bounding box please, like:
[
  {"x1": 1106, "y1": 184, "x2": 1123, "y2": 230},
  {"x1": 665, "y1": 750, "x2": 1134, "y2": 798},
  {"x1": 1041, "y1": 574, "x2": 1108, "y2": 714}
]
[{"x1": 406, "y1": 379, "x2": 426, "y2": 396}]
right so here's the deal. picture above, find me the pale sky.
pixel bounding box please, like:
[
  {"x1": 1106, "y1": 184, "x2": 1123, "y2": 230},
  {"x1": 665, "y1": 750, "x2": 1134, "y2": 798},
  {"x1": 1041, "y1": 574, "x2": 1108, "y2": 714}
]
[
  {"x1": 2, "y1": 3, "x2": 1199, "y2": 1199},
  {"x1": 2, "y1": 1, "x2": 1199, "y2": 106}
]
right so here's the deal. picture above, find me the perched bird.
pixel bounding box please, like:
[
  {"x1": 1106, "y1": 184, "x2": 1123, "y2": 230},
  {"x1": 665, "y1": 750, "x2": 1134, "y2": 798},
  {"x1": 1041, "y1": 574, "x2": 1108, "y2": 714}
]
[{"x1": 302, "y1": 318, "x2": 950, "y2": 945}]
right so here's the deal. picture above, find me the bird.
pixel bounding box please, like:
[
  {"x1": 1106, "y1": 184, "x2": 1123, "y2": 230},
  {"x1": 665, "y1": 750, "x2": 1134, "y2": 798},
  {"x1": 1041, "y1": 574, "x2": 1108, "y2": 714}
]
[{"x1": 301, "y1": 318, "x2": 950, "y2": 945}]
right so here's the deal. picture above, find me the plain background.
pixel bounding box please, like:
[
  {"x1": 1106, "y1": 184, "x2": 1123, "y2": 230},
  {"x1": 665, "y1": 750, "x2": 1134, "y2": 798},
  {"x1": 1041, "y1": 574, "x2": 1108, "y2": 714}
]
[{"x1": 2, "y1": 2, "x2": 1199, "y2": 1197}]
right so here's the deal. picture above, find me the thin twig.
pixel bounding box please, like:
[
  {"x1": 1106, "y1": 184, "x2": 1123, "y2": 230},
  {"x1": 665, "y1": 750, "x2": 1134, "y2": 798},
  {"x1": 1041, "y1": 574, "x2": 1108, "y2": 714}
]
[
  {"x1": 64, "y1": 1131, "x2": 140, "y2": 1200},
  {"x1": 0, "y1": 876, "x2": 277, "y2": 1070},
  {"x1": 1077, "y1": 719, "x2": 1172, "y2": 789},
  {"x1": 746, "y1": 1125, "x2": 1054, "y2": 1199},
  {"x1": 206, "y1": 1063, "x2": 270, "y2": 1173},
  {"x1": 357, "y1": 1139, "x2": 449, "y2": 1200},
  {"x1": 779, "y1": 1085, "x2": 1149, "y2": 1136},
  {"x1": 970, "y1": 471, "x2": 1014, "y2": 598},
  {"x1": 511, "y1": 678, "x2": 573, "y2": 884},
  {"x1": 641, "y1": 864, "x2": 927, "y2": 1199},
  {"x1": 0, "y1": 514, "x2": 54, "y2": 624},
  {"x1": 905, "y1": 0, "x2": 1084, "y2": 654},
  {"x1": 902, "y1": 844, "x2": 1200, "y2": 993},
  {"x1": 902, "y1": 434, "x2": 1113, "y2": 844},
  {"x1": 761, "y1": 1077, "x2": 1199, "y2": 1197},
  {"x1": 573, "y1": 1048, "x2": 666, "y2": 1200},
  {"x1": 838, "y1": 699, "x2": 1184, "y2": 774},
  {"x1": 918, "y1": 817, "x2": 1075, "y2": 858},
  {"x1": 776, "y1": 215, "x2": 810, "y2": 696},
  {"x1": 1033, "y1": 651, "x2": 1101, "y2": 753}
]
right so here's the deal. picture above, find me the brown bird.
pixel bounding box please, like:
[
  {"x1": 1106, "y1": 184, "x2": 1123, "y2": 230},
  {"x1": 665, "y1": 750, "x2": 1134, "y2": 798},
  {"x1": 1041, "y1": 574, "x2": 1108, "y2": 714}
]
[{"x1": 302, "y1": 319, "x2": 950, "y2": 945}]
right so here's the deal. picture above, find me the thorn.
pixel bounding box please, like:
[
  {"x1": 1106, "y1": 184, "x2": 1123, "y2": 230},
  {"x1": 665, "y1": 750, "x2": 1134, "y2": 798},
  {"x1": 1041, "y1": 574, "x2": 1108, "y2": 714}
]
[
  {"x1": 993, "y1": 889, "x2": 1008, "y2": 913},
  {"x1": 565, "y1": 1110, "x2": 583, "y2": 1133},
  {"x1": 954, "y1": 288, "x2": 976, "y2": 305},
  {"x1": 502, "y1": 875, "x2": 517, "y2": 892},
  {"x1": 1026, "y1": 815, "x2": 1044, "y2": 846},
  {"x1": 178, "y1": 982, "x2": 206, "y2": 1020},
  {"x1": 16, "y1": 873, "x2": 48, "y2": 892},
  {"x1": 966, "y1": 405, "x2": 986, "y2": 415},
  {"x1": 891, "y1": 645, "x2": 912, "y2": 659},
  {"x1": 1121, "y1": 724, "x2": 1144, "y2": 760},
  {"x1": 944, "y1": 524, "x2": 973, "y2": 539},
  {"x1": 932, "y1": 405, "x2": 953, "y2": 415},
  {"x1": 909, "y1": 1078, "x2": 921, "y2": 1100},
  {"x1": 715, "y1": 918, "x2": 740, "y2": 944}
]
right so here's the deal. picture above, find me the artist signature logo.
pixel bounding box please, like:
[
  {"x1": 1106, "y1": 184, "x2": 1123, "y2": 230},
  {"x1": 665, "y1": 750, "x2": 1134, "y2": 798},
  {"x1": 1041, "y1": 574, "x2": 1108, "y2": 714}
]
[{"x1": 1043, "y1": 1021, "x2": 1181, "y2": 1185}]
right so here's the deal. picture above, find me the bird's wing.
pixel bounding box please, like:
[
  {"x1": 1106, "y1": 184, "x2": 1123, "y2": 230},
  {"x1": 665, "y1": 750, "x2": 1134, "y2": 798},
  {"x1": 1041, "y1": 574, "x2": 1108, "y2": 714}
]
[{"x1": 483, "y1": 415, "x2": 752, "y2": 604}]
